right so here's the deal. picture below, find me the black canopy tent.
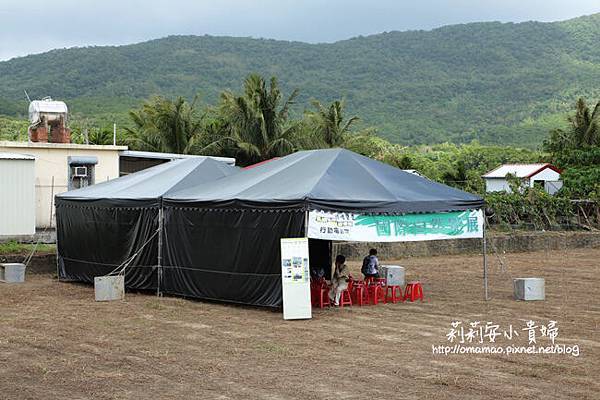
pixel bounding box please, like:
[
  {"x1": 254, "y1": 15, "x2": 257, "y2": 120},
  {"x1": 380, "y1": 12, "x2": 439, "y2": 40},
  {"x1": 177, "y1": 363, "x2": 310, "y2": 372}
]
[
  {"x1": 161, "y1": 148, "x2": 485, "y2": 307},
  {"x1": 55, "y1": 157, "x2": 239, "y2": 290}
]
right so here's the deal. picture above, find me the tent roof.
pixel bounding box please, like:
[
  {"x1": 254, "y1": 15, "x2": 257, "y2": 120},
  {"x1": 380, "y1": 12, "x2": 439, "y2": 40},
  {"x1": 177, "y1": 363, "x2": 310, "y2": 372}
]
[
  {"x1": 57, "y1": 157, "x2": 238, "y2": 202},
  {"x1": 165, "y1": 148, "x2": 484, "y2": 213}
]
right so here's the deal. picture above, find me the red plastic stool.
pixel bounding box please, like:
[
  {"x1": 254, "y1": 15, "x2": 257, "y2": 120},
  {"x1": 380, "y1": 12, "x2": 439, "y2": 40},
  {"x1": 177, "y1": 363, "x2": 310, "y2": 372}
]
[
  {"x1": 310, "y1": 283, "x2": 319, "y2": 306},
  {"x1": 338, "y1": 288, "x2": 353, "y2": 307},
  {"x1": 352, "y1": 282, "x2": 368, "y2": 306},
  {"x1": 317, "y1": 285, "x2": 330, "y2": 308},
  {"x1": 369, "y1": 284, "x2": 386, "y2": 305},
  {"x1": 310, "y1": 278, "x2": 326, "y2": 306},
  {"x1": 404, "y1": 281, "x2": 424, "y2": 302},
  {"x1": 385, "y1": 285, "x2": 403, "y2": 304}
]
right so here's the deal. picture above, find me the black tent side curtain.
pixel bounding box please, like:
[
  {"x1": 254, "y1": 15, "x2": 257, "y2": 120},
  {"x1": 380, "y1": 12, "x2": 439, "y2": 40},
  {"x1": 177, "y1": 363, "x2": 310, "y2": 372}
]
[{"x1": 159, "y1": 204, "x2": 485, "y2": 308}]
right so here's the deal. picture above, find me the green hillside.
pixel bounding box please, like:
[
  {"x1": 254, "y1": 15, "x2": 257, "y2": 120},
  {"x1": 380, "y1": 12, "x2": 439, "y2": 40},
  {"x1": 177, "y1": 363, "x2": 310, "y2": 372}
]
[{"x1": 1, "y1": 13, "x2": 600, "y2": 147}]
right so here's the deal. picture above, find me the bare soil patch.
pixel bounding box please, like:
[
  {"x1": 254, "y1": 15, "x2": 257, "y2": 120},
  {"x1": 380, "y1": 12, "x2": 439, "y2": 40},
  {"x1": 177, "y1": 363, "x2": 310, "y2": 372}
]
[{"x1": 1, "y1": 248, "x2": 598, "y2": 399}]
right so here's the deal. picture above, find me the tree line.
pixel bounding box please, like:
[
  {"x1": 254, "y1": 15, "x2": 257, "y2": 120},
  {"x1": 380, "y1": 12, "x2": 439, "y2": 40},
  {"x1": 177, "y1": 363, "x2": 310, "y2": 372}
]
[
  {"x1": 113, "y1": 74, "x2": 600, "y2": 229},
  {"x1": 102, "y1": 73, "x2": 370, "y2": 166},
  {"x1": 2, "y1": 73, "x2": 598, "y2": 228},
  {"x1": 62, "y1": 74, "x2": 598, "y2": 202}
]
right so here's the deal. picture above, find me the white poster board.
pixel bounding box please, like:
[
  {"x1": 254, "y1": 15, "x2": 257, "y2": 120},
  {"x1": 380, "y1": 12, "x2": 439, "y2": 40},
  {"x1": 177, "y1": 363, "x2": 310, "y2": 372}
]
[
  {"x1": 307, "y1": 209, "x2": 484, "y2": 242},
  {"x1": 280, "y1": 238, "x2": 312, "y2": 320}
]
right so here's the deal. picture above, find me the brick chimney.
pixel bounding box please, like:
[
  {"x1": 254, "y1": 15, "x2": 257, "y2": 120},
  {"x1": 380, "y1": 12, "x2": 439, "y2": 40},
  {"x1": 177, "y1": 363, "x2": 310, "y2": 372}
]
[
  {"x1": 29, "y1": 124, "x2": 71, "y2": 144},
  {"x1": 50, "y1": 126, "x2": 71, "y2": 143},
  {"x1": 29, "y1": 126, "x2": 48, "y2": 142},
  {"x1": 28, "y1": 98, "x2": 71, "y2": 144}
]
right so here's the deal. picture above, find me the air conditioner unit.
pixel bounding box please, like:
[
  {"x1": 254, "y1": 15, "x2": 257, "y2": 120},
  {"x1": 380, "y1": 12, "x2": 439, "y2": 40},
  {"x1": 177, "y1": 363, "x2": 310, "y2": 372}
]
[{"x1": 73, "y1": 166, "x2": 88, "y2": 177}]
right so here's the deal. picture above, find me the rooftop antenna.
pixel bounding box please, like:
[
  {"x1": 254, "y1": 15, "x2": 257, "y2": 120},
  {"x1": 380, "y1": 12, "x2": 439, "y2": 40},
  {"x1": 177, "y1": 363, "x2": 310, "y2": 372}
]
[{"x1": 24, "y1": 90, "x2": 33, "y2": 142}]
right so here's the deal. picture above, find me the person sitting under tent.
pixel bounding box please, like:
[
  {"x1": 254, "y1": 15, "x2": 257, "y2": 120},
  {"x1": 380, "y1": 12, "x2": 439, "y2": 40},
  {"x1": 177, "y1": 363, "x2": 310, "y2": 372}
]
[
  {"x1": 329, "y1": 255, "x2": 349, "y2": 306},
  {"x1": 311, "y1": 265, "x2": 326, "y2": 281},
  {"x1": 361, "y1": 248, "x2": 380, "y2": 279}
]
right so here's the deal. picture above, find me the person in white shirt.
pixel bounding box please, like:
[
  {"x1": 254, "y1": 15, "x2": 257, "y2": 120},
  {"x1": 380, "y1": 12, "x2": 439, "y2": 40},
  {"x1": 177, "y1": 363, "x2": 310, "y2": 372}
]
[{"x1": 329, "y1": 255, "x2": 349, "y2": 306}]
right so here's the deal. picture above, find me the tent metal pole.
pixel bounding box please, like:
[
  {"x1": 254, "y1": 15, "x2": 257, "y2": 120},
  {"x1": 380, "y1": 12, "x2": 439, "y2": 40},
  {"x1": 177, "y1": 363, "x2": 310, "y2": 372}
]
[
  {"x1": 483, "y1": 218, "x2": 489, "y2": 301},
  {"x1": 55, "y1": 215, "x2": 60, "y2": 283},
  {"x1": 304, "y1": 209, "x2": 309, "y2": 237},
  {"x1": 157, "y1": 205, "x2": 163, "y2": 297}
]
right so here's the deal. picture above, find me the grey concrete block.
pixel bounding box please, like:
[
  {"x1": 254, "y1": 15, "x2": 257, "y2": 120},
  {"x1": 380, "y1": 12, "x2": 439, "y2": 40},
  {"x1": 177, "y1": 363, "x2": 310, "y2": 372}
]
[
  {"x1": 381, "y1": 265, "x2": 405, "y2": 286},
  {"x1": 514, "y1": 278, "x2": 545, "y2": 301},
  {"x1": 94, "y1": 276, "x2": 125, "y2": 301},
  {"x1": 0, "y1": 263, "x2": 26, "y2": 283}
]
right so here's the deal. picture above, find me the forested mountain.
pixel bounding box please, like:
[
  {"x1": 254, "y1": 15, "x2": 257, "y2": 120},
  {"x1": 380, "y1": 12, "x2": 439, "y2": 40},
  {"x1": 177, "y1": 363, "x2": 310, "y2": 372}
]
[{"x1": 1, "y1": 13, "x2": 599, "y2": 147}]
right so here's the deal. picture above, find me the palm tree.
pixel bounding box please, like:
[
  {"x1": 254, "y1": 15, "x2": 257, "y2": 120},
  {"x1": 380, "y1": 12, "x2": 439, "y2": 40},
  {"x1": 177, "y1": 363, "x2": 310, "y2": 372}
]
[
  {"x1": 87, "y1": 127, "x2": 115, "y2": 145},
  {"x1": 545, "y1": 98, "x2": 600, "y2": 153},
  {"x1": 203, "y1": 74, "x2": 299, "y2": 165},
  {"x1": 125, "y1": 96, "x2": 204, "y2": 154},
  {"x1": 305, "y1": 99, "x2": 359, "y2": 148},
  {"x1": 570, "y1": 98, "x2": 600, "y2": 147}
]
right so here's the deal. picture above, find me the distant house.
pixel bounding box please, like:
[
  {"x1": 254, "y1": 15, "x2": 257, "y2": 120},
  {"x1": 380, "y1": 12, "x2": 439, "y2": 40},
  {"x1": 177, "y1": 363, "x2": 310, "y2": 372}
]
[{"x1": 482, "y1": 163, "x2": 563, "y2": 195}]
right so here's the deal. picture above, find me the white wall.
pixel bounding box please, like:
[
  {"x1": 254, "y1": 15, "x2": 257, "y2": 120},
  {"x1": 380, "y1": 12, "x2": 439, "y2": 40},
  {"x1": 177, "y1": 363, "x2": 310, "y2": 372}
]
[
  {"x1": 529, "y1": 168, "x2": 561, "y2": 187},
  {"x1": 485, "y1": 178, "x2": 512, "y2": 193},
  {"x1": 0, "y1": 159, "x2": 35, "y2": 235},
  {"x1": 0, "y1": 142, "x2": 126, "y2": 228}
]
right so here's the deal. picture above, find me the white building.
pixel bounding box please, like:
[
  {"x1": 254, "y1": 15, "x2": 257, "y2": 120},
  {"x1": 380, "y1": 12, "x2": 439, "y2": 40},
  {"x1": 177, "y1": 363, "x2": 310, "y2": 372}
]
[
  {"x1": 0, "y1": 141, "x2": 238, "y2": 231},
  {"x1": 482, "y1": 163, "x2": 563, "y2": 195},
  {"x1": 0, "y1": 153, "x2": 36, "y2": 236},
  {"x1": 0, "y1": 141, "x2": 126, "y2": 229}
]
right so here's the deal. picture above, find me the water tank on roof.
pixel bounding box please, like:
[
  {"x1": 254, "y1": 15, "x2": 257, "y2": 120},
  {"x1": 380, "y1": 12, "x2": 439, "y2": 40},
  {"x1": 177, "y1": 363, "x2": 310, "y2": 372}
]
[{"x1": 28, "y1": 97, "x2": 68, "y2": 125}]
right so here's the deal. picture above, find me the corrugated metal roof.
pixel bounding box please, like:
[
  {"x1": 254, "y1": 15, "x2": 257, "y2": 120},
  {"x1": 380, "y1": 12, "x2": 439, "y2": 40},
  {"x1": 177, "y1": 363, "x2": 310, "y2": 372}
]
[
  {"x1": 482, "y1": 163, "x2": 559, "y2": 179},
  {"x1": 119, "y1": 150, "x2": 236, "y2": 165},
  {"x1": 0, "y1": 152, "x2": 35, "y2": 160}
]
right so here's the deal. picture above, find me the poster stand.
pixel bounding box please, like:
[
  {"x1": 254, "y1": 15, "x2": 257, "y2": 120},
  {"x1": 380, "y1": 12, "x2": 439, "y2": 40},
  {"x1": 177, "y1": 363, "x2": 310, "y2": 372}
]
[{"x1": 280, "y1": 238, "x2": 312, "y2": 320}]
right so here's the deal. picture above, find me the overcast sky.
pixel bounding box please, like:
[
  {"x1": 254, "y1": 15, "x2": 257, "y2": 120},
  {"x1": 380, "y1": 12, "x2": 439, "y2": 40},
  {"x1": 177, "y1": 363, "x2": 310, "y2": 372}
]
[{"x1": 0, "y1": 0, "x2": 598, "y2": 61}]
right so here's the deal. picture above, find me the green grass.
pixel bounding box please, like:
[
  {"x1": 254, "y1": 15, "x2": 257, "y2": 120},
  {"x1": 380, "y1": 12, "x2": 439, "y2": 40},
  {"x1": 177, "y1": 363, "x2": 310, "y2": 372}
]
[{"x1": 0, "y1": 241, "x2": 55, "y2": 255}]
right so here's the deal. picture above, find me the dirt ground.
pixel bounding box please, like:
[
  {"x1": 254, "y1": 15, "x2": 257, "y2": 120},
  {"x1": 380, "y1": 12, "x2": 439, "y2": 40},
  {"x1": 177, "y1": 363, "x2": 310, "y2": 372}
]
[{"x1": 1, "y1": 248, "x2": 598, "y2": 400}]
